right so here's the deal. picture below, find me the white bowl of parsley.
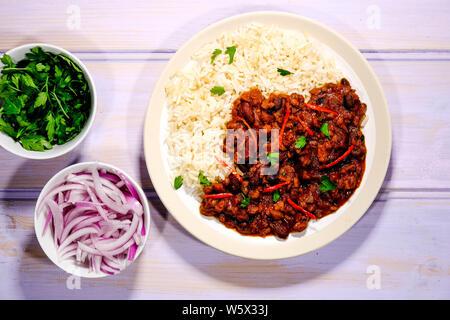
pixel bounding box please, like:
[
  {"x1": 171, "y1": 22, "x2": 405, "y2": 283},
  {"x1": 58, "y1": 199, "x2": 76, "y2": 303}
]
[{"x1": 0, "y1": 43, "x2": 97, "y2": 159}]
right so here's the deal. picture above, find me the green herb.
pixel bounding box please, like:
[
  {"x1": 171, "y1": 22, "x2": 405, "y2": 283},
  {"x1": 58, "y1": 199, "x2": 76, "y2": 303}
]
[
  {"x1": 210, "y1": 86, "x2": 225, "y2": 96},
  {"x1": 273, "y1": 189, "x2": 280, "y2": 203},
  {"x1": 240, "y1": 193, "x2": 250, "y2": 208},
  {"x1": 20, "y1": 134, "x2": 53, "y2": 151},
  {"x1": 267, "y1": 152, "x2": 279, "y2": 166},
  {"x1": 295, "y1": 136, "x2": 306, "y2": 149},
  {"x1": 34, "y1": 91, "x2": 48, "y2": 108},
  {"x1": 210, "y1": 49, "x2": 222, "y2": 64},
  {"x1": 174, "y1": 175, "x2": 183, "y2": 190},
  {"x1": 0, "y1": 54, "x2": 14, "y2": 68},
  {"x1": 225, "y1": 46, "x2": 236, "y2": 64},
  {"x1": 320, "y1": 123, "x2": 331, "y2": 138},
  {"x1": 0, "y1": 117, "x2": 16, "y2": 138},
  {"x1": 198, "y1": 171, "x2": 211, "y2": 186},
  {"x1": 0, "y1": 46, "x2": 91, "y2": 151},
  {"x1": 319, "y1": 176, "x2": 337, "y2": 192},
  {"x1": 277, "y1": 68, "x2": 293, "y2": 76}
]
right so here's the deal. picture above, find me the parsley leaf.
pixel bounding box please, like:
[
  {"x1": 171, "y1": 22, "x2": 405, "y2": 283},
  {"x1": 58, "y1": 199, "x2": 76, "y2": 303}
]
[
  {"x1": 174, "y1": 175, "x2": 183, "y2": 190},
  {"x1": 11, "y1": 74, "x2": 20, "y2": 88},
  {"x1": 20, "y1": 135, "x2": 52, "y2": 151},
  {"x1": 35, "y1": 63, "x2": 47, "y2": 72},
  {"x1": 34, "y1": 92, "x2": 47, "y2": 108},
  {"x1": 21, "y1": 73, "x2": 38, "y2": 89},
  {"x1": 198, "y1": 171, "x2": 211, "y2": 186},
  {"x1": 210, "y1": 49, "x2": 222, "y2": 64},
  {"x1": 45, "y1": 113, "x2": 55, "y2": 141},
  {"x1": 319, "y1": 176, "x2": 337, "y2": 192},
  {"x1": 0, "y1": 117, "x2": 16, "y2": 138},
  {"x1": 277, "y1": 68, "x2": 293, "y2": 76},
  {"x1": 210, "y1": 86, "x2": 225, "y2": 96},
  {"x1": 320, "y1": 123, "x2": 331, "y2": 138},
  {"x1": 0, "y1": 54, "x2": 14, "y2": 68},
  {"x1": 295, "y1": 136, "x2": 306, "y2": 149},
  {"x1": 267, "y1": 152, "x2": 279, "y2": 166},
  {"x1": 3, "y1": 96, "x2": 22, "y2": 115},
  {"x1": 59, "y1": 54, "x2": 82, "y2": 73},
  {"x1": 240, "y1": 193, "x2": 250, "y2": 208},
  {"x1": 273, "y1": 189, "x2": 280, "y2": 203},
  {"x1": 225, "y1": 46, "x2": 236, "y2": 64}
]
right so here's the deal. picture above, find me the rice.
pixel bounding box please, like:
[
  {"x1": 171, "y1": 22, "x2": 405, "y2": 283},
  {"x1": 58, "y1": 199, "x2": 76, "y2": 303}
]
[{"x1": 165, "y1": 23, "x2": 343, "y2": 197}]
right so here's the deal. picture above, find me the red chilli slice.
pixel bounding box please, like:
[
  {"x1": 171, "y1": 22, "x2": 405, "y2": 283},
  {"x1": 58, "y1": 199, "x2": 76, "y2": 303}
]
[
  {"x1": 305, "y1": 103, "x2": 339, "y2": 116},
  {"x1": 287, "y1": 199, "x2": 317, "y2": 219},
  {"x1": 263, "y1": 181, "x2": 290, "y2": 193},
  {"x1": 319, "y1": 145, "x2": 355, "y2": 169},
  {"x1": 296, "y1": 115, "x2": 314, "y2": 136},
  {"x1": 215, "y1": 156, "x2": 243, "y2": 183},
  {"x1": 236, "y1": 116, "x2": 258, "y2": 153},
  {"x1": 204, "y1": 193, "x2": 234, "y2": 199}
]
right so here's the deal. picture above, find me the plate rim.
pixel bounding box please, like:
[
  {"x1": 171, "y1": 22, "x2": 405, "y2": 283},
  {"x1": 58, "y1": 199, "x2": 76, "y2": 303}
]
[{"x1": 144, "y1": 10, "x2": 392, "y2": 260}]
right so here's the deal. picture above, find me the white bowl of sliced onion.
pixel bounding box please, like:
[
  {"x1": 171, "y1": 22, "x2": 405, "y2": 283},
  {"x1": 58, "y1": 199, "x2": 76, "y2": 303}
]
[{"x1": 34, "y1": 162, "x2": 150, "y2": 278}]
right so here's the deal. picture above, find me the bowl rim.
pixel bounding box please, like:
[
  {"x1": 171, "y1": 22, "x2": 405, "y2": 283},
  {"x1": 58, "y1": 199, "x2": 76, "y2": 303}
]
[
  {"x1": 143, "y1": 11, "x2": 392, "y2": 260},
  {"x1": 0, "y1": 43, "x2": 97, "y2": 160},
  {"x1": 34, "y1": 161, "x2": 151, "y2": 278}
]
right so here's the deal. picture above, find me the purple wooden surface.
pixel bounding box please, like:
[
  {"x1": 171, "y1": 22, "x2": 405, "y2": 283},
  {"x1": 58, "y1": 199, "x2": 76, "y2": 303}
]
[{"x1": 0, "y1": 0, "x2": 449, "y2": 299}]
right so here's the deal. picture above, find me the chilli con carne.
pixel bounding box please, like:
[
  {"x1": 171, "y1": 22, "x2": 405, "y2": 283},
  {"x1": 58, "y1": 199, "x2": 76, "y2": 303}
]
[{"x1": 200, "y1": 78, "x2": 367, "y2": 239}]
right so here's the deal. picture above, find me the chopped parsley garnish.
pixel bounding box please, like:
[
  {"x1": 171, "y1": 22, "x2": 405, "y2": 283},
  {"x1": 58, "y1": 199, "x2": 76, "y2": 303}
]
[
  {"x1": 0, "y1": 46, "x2": 91, "y2": 151},
  {"x1": 273, "y1": 189, "x2": 280, "y2": 203},
  {"x1": 277, "y1": 68, "x2": 293, "y2": 76},
  {"x1": 21, "y1": 135, "x2": 53, "y2": 151},
  {"x1": 210, "y1": 49, "x2": 222, "y2": 64},
  {"x1": 320, "y1": 123, "x2": 331, "y2": 138},
  {"x1": 174, "y1": 175, "x2": 183, "y2": 190},
  {"x1": 267, "y1": 152, "x2": 279, "y2": 166},
  {"x1": 319, "y1": 176, "x2": 337, "y2": 192},
  {"x1": 240, "y1": 193, "x2": 250, "y2": 208},
  {"x1": 295, "y1": 136, "x2": 306, "y2": 149},
  {"x1": 225, "y1": 46, "x2": 236, "y2": 64},
  {"x1": 210, "y1": 86, "x2": 225, "y2": 96},
  {"x1": 198, "y1": 171, "x2": 211, "y2": 186}
]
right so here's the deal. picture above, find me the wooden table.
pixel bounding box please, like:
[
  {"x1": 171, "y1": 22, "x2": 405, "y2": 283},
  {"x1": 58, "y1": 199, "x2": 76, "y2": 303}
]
[{"x1": 0, "y1": 0, "x2": 448, "y2": 299}]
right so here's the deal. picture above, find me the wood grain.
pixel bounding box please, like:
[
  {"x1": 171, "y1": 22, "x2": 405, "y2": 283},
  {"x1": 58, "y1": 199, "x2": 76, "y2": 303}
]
[
  {"x1": 0, "y1": 0, "x2": 449, "y2": 52},
  {"x1": 0, "y1": 198, "x2": 448, "y2": 299},
  {"x1": 0, "y1": 0, "x2": 449, "y2": 300}
]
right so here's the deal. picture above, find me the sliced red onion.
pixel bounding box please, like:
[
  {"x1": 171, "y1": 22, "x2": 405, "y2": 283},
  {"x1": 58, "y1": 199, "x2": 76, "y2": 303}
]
[
  {"x1": 42, "y1": 209, "x2": 53, "y2": 237},
  {"x1": 99, "y1": 172, "x2": 121, "y2": 184},
  {"x1": 61, "y1": 215, "x2": 102, "y2": 243},
  {"x1": 103, "y1": 260, "x2": 120, "y2": 271},
  {"x1": 91, "y1": 168, "x2": 128, "y2": 214},
  {"x1": 128, "y1": 244, "x2": 137, "y2": 261},
  {"x1": 46, "y1": 199, "x2": 64, "y2": 243},
  {"x1": 39, "y1": 165, "x2": 146, "y2": 275},
  {"x1": 60, "y1": 248, "x2": 77, "y2": 261},
  {"x1": 94, "y1": 214, "x2": 138, "y2": 251},
  {"x1": 100, "y1": 267, "x2": 115, "y2": 275},
  {"x1": 57, "y1": 192, "x2": 64, "y2": 204},
  {"x1": 58, "y1": 226, "x2": 99, "y2": 254},
  {"x1": 118, "y1": 172, "x2": 139, "y2": 200},
  {"x1": 64, "y1": 207, "x2": 96, "y2": 226}
]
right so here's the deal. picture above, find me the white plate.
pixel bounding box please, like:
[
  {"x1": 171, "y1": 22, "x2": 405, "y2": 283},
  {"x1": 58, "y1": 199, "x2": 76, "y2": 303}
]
[{"x1": 144, "y1": 11, "x2": 391, "y2": 259}]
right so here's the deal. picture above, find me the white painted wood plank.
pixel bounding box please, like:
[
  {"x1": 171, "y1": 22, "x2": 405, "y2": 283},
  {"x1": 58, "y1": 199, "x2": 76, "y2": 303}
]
[
  {"x1": 0, "y1": 198, "x2": 448, "y2": 299},
  {"x1": 0, "y1": 58, "x2": 449, "y2": 191},
  {"x1": 0, "y1": 0, "x2": 448, "y2": 302},
  {"x1": 0, "y1": 0, "x2": 449, "y2": 51}
]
